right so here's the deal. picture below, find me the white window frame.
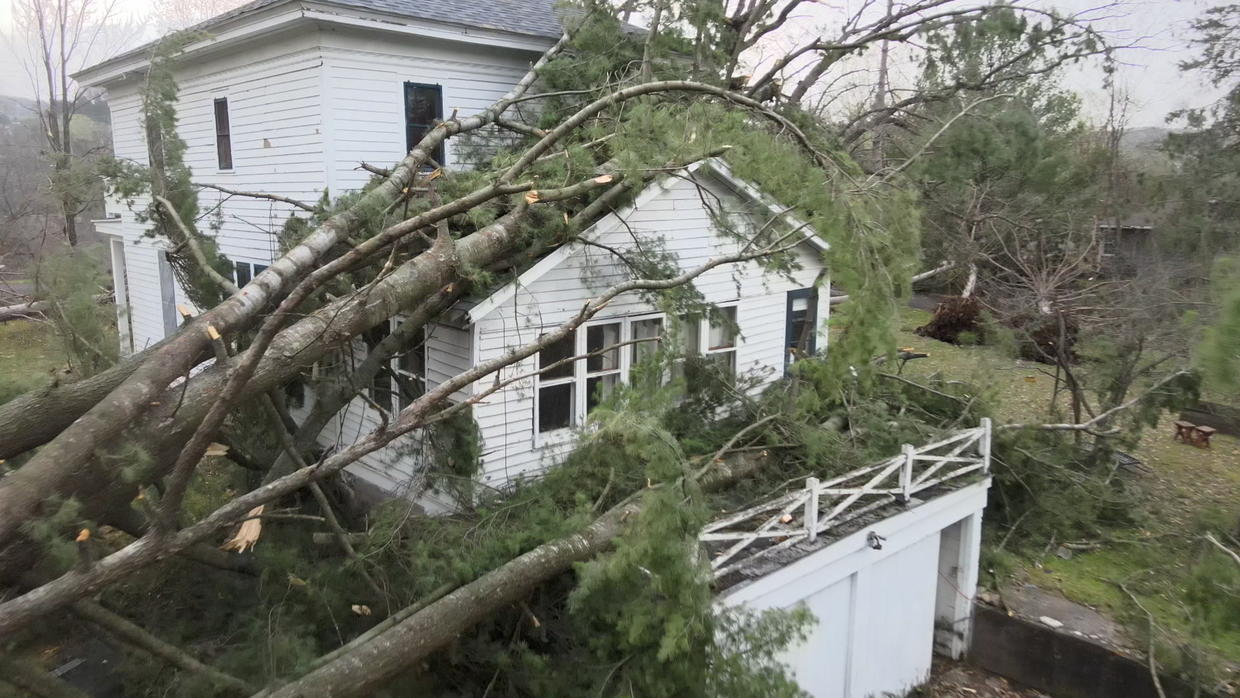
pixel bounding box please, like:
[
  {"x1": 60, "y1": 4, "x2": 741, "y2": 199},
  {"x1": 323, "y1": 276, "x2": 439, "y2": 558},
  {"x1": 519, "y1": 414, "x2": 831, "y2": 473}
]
[
  {"x1": 533, "y1": 312, "x2": 668, "y2": 446},
  {"x1": 534, "y1": 329, "x2": 579, "y2": 446},
  {"x1": 697, "y1": 303, "x2": 740, "y2": 380}
]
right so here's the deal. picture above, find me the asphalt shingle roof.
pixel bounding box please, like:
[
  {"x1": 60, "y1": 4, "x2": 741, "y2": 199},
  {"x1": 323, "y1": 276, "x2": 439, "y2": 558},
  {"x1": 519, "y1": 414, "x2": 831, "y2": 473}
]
[
  {"x1": 80, "y1": 0, "x2": 570, "y2": 80},
  {"x1": 195, "y1": 0, "x2": 564, "y2": 39}
]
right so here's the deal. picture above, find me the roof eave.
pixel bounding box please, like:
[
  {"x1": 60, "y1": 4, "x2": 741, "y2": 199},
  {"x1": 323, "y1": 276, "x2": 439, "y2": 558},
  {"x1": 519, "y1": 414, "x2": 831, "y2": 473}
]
[
  {"x1": 73, "y1": 3, "x2": 312, "y2": 87},
  {"x1": 466, "y1": 158, "x2": 831, "y2": 324},
  {"x1": 74, "y1": 0, "x2": 557, "y2": 88}
]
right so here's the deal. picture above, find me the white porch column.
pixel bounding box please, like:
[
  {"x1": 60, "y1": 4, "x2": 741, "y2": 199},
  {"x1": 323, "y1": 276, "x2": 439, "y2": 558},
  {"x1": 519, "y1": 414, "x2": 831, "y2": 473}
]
[{"x1": 934, "y1": 510, "x2": 983, "y2": 659}]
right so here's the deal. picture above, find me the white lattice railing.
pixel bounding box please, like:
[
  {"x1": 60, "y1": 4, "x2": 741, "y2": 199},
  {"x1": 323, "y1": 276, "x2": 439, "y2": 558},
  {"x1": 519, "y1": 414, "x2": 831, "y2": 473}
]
[{"x1": 701, "y1": 418, "x2": 992, "y2": 579}]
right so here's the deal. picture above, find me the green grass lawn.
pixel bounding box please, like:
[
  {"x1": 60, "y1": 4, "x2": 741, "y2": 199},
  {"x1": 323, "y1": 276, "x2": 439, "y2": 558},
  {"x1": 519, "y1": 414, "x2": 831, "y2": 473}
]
[
  {"x1": 0, "y1": 320, "x2": 70, "y2": 402},
  {"x1": 891, "y1": 306, "x2": 1240, "y2": 666}
]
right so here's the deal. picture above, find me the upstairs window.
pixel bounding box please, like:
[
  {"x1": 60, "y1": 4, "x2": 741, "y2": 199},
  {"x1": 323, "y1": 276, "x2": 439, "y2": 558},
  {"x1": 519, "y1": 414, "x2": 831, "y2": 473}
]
[
  {"x1": 213, "y1": 98, "x2": 232, "y2": 170},
  {"x1": 404, "y1": 83, "x2": 444, "y2": 167}
]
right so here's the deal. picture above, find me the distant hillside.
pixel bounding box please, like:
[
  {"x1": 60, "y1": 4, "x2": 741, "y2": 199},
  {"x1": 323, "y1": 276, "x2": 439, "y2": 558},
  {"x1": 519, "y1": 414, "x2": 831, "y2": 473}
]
[
  {"x1": 0, "y1": 95, "x2": 37, "y2": 124},
  {"x1": 0, "y1": 95, "x2": 109, "y2": 127},
  {"x1": 1121, "y1": 126, "x2": 1172, "y2": 154}
]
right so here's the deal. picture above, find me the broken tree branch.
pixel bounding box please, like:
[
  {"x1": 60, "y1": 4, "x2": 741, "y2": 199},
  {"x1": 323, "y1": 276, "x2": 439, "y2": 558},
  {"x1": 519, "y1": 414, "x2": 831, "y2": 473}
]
[
  {"x1": 999, "y1": 370, "x2": 1191, "y2": 432},
  {"x1": 1204, "y1": 532, "x2": 1240, "y2": 567},
  {"x1": 195, "y1": 183, "x2": 316, "y2": 212}
]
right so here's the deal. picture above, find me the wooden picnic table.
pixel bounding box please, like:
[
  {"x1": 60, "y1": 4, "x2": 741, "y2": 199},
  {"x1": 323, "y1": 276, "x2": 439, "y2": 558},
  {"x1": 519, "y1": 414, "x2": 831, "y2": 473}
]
[
  {"x1": 1194, "y1": 425, "x2": 1217, "y2": 448},
  {"x1": 1173, "y1": 420, "x2": 1217, "y2": 448}
]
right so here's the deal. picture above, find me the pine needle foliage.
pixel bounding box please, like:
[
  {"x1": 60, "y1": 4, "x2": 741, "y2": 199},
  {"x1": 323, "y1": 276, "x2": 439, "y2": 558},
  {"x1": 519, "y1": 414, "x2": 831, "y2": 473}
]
[{"x1": 98, "y1": 31, "x2": 235, "y2": 309}]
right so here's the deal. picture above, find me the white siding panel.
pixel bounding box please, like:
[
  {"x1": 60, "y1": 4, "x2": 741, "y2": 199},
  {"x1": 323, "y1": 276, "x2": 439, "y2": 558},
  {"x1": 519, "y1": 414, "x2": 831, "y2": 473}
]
[
  {"x1": 318, "y1": 28, "x2": 538, "y2": 192},
  {"x1": 91, "y1": 23, "x2": 549, "y2": 501}
]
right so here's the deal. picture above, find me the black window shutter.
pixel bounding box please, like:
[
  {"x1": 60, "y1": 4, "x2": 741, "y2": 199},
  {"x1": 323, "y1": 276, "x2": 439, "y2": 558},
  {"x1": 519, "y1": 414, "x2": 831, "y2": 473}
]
[{"x1": 214, "y1": 98, "x2": 232, "y2": 170}]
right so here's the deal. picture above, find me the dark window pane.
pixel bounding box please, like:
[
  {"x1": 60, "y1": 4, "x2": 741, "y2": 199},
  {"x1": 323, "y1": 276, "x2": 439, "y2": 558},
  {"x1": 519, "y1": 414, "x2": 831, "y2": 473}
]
[
  {"x1": 707, "y1": 306, "x2": 737, "y2": 350},
  {"x1": 538, "y1": 383, "x2": 573, "y2": 432},
  {"x1": 234, "y1": 261, "x2": 251, "y2": 287},
  {"x1": 538, "y1": 332, "x2": 575, "y2": 379},
  {"x1": 631, "y1": 318, "x2": 662, "y2": 366},
  {"x1": 404, "y1": 83, "x2": 444, "y2": 166},
  {"x1": 586, "y1": 323, "x2": 620, "y2": 373},
  {"x1": 710, "y1": 351, "x2": 737, "y2": 384},
  {"x1": 681, "y1": 314, "x2": 701, "y2": 355},
  {"x1": 254, "y1": 264, "x2": 268, "y2": 276},
  {"x1": 586, "y1": 374, "x2": 618, "y2": 412},
  {"x1": 363, "y1": 323, "x2": 393, "y2": 404},
  {"x1": 284, "y1": 378, "x2": 305, "y2": 410},
  {"x1": 214, "y1": 99, "x2": 230, "y2": 136},
  {"x1": 785, "y1": 290, "x2": 817, "y2": 365}
]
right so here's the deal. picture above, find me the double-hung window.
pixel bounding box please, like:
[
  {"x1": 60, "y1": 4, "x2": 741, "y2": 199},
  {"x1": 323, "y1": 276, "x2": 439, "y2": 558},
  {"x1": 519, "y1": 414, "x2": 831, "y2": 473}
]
[
  {"x1": 704, "y1": 306, "x2": 738, "y2": 380},
  {"x1": 213, "y1": 98, "x2": 232, "y2": 170},
  {"x1": 534, "y1": 314, "x2": 668, "y2": 440},
  {"x1": 404, "y1": 83, "x2": 445, "y2": 167},
  {"x1": 537, "y1": 332, "x2": 577, "y2": 433},
  {"x1": 673, "y1": 305, "x2": 739, "y2": 384}
]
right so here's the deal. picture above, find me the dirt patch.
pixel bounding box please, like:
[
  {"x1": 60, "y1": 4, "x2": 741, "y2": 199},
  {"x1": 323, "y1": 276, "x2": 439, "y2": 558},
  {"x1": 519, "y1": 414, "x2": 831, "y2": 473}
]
[{"x1": 922, "y1": 659, "x2": 1050, "y2": 697}]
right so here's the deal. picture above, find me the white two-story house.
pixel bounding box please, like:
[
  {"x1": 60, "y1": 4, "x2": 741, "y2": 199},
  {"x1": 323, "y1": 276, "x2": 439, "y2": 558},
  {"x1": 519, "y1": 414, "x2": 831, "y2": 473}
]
[{"x1": 75, "y1": 0, "x2": 832, "y2": 507}]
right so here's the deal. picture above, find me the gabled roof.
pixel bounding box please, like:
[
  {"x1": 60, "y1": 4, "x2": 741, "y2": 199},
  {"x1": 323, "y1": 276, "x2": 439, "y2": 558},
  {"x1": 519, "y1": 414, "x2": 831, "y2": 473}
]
[{"x1": 466, "y1": 158, "x2": 830, "y2": 323}]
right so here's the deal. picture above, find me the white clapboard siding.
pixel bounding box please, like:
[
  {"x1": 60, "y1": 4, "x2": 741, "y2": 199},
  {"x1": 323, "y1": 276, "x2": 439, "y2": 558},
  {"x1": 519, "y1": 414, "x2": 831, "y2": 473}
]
[
  {"x1": 100, "y1": 35, "x2": 328, "y2": 348},
  {"x1": 95, "y1": 22, "x2": 547, "y2": 499},
  {"x1": 470, "y1": 172, "x2": 830, "y2": 489},
  {"x1": 318, "y1": 27, "x2": 537, "y2": 193}
]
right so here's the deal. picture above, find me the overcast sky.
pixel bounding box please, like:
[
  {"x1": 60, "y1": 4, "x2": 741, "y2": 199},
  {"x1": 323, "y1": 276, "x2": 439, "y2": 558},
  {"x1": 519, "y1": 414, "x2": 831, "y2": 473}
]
[{"x1": 0, "y1": 0, "x2": 1228, "y2": 128}]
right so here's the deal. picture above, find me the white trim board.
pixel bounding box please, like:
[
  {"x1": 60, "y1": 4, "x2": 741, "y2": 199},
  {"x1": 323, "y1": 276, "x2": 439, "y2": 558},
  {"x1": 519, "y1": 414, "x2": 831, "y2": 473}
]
[
  {"x1": 720, "y1": 478, "x2": 991, "y2": 609},
  {"x1": 466, "y1": 158, "x2": 831, "y2": 324}
]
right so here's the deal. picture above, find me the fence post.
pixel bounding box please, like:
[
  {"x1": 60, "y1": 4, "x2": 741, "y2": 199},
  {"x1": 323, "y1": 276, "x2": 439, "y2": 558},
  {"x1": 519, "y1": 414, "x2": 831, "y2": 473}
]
[
  {"x1": 804, "y1": 477, "x2": 820, "y2": 541},
  {"x1": 900, "y1": 444, "x2": 915, "y2": 502},
  {"x1": 980, "y1": 417, "x2": 992, "y2": 475}
]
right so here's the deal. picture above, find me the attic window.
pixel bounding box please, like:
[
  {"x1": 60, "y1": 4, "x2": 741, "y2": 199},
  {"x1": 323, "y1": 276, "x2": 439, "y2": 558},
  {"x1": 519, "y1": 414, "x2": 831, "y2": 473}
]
[
  {"x1": 404, "y1": 83, "x2": 444, "y2": 167},
  {"x1": 213, "y1": 98, "x2": 232, "y2": 170}
]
